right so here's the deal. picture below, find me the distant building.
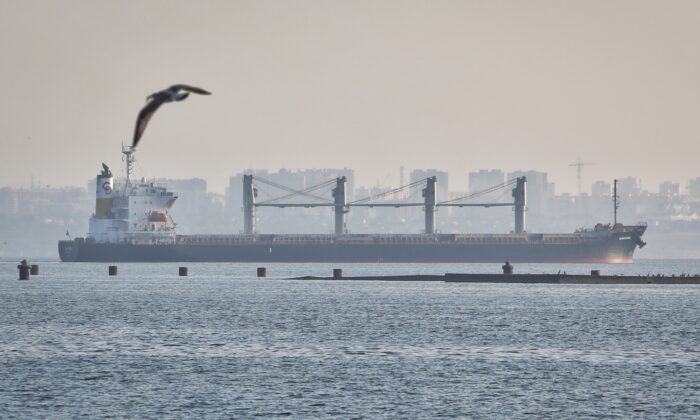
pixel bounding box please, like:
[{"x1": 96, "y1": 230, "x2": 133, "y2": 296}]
[
  {"x1": 0, "y1": 185, "x2": 92, "y2": 257},
  {"x1": 468, "y1": 170, "x2": 505, "y2": 193},
  {"x1": 547, "y1": 182, "x2": 556, "y2": 197},
  {"x1": 688, "y1": 177, "x2": 700, "y2": 198},
  {"x1": 507, "y1": 170, "x2": 548, "y2": 192},
  {"x1": 410, "y1": 169, "x2": 448, "y2": 201},
  {"x1": 507, "y1": 170, "x2": 550, "y2": 215},
  {"x1": 0, "y1": 187, "x2": 19, "y2": 217},
  {"x1": 157, "y1": 178, "x2": 229, "y2": 234},
  {"x1": 591, "y1": 180, "x2": 611, "y2": 197},
  {"x1": 615, "y1": 177, "x2": 642, "y2": 197},
  {"x1": 164, "y1": 178, "x2": 207, "y2": 217},
  {"x1": 659, "y1": 181, "x2": 680, "y2": 198}
]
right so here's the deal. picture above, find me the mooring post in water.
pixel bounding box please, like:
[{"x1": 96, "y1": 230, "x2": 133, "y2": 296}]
[
  {"x1": 30, "y1": 264, "x2": 39, "y2": 276},
  {"x1": 613, "y1": 179, "x2": 619, "y2": 225},
  {"x1": 179, "y1": 267, "x2": 188, "y2": 276},
  {"x1": 502, "y1": 261, "x2": 513, "y2": 275},
  {"x1": 108, "y1": 265, "x2": 117, "y2": 276},
  {"x1": 257, "y1": 267, "x2": 266, "y2": 278},
  {"x1": 18, "y1": 259, "x2": 30, "y2": 280},
  {"x1": 333, "y1": 268, "x2": 343, "y2": 279}
]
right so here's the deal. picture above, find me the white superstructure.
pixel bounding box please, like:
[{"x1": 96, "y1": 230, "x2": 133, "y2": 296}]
[{"x1": 88, "y1": 147, "x2": 178, "y2": 244}]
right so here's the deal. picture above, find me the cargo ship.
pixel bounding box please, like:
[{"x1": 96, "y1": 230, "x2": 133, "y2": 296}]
[{"x1": 58, "y1": 149, "x2": 647, "y2": 263}]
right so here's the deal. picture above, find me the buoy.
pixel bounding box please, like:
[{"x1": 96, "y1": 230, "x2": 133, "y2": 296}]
[
  {"x1": 18, "y1": 259, "x2": 30, "y2": 280},
  {"x1": 108, "y1": 266, "x2": 118, "y2": 276},
  {"x1": 179, "y1": 267, "x2": 188, "y2": 276},
  {"x1": 30, "y1": 264, "x2": 39, "y2": 275},
  {"x1": 257, "y1": 267, "x2": 266, "y2": 277},
  {"x1": 333, "y1": 268, "x2": 343, "y2": 279}
]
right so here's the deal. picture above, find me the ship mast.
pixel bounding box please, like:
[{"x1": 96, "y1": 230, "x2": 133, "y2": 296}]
[
  {"x1": 122, "y1": 145, "x2": 135, "y2": 187},
  {"x1": 613, "y1": 179, "x2": 619, "y2": 224}
]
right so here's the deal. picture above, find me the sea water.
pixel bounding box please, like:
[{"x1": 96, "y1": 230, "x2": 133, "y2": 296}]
[{"x1": 1, "y1": 260, "x2": 699, "y2": 418}]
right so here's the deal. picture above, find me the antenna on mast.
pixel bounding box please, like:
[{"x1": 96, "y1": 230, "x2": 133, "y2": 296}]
[
  {"x1": 122, "y1": 145, "x2": 135, "y2": 187},
  {"x1": 613, "y1": 179, "x2": 619, "y2": 225}
]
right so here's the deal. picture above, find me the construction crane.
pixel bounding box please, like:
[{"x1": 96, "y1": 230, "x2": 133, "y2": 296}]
[{"x1": 569, "y1": 157, "x2": 595, "y2": 196}]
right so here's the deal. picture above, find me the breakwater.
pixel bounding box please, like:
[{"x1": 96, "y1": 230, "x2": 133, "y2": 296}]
[{"x1": 288, "y1": 273, "x2": 700, "y2": 284}]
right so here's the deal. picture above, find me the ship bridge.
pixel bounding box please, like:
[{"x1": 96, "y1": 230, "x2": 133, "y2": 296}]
[{"x1": 87, "y1": 147, "x2": 179, "y2": 244}]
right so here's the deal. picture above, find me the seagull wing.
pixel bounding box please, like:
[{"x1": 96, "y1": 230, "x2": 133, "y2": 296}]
[
  {"x1": 132, "y1": 96, "x2": 166, "y2": 148},
  {"x1": 169, "y1": 84, "x2": 211, "y2": 95}
]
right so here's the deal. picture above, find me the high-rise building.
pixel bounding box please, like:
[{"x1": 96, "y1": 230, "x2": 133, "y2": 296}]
[
  {"x1": 410, "y1": 169, "x2": 449, "y2": 201},
  {"x1": 507, "y1": 170, "x2": 550, "y2": 215},
  {"x1": 616, "y1": 177, "x2": 642, "y2": 197},
  {"x1": 659, "y1": 181, "x2": 680, "y2": 198},
  {"x1": 164, "y1": 178, "x2": 207, "y2": 216},
  {"x1": 688, "y1": 177, "x2": 700, "y2": 198},
  {"x1": 468, "y1": 170, "x2": 505, "y2": 193},
  {"x1": 591, "y1": 180, "x2": 611, "y2": 197},
  {"x1": 158, "y1": 178, "x2": 228, "y2": 233}
]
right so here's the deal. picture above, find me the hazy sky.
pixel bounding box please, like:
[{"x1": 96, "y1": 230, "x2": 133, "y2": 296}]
[{"x1": 1, "y1": 0, "x2": 698, "y2": 194}]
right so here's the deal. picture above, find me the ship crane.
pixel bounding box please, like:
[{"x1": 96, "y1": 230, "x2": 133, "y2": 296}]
[
  {"x1": 244, "y1": 174, "x2": 528, "y2": 235},
  {"x1": 437, "y1": 177, "x2": 526, "y2": 234}
]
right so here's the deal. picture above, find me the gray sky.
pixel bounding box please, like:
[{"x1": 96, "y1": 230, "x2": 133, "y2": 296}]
[{"x1": 1, "y1": 0, "x2": 698, "y2": 193}]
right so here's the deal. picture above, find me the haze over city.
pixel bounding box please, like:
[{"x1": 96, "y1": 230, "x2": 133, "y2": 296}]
[{"x1": 1, "y1": 0, "x2": 699, "y2": 194}]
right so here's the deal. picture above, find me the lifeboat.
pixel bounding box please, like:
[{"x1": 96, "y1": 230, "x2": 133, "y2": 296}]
[{"x1": 148, "y1": 211, "x2": 168, "y2": 223}]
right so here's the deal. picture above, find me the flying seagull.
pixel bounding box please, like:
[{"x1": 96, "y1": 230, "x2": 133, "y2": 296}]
[{"x1": 132, "y1": 84, "x2": 211, "y2": 148}]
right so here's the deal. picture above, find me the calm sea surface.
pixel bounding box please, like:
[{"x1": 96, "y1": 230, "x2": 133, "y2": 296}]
[{"x1": 1, "y1": 260, "x2": 699, "y2": 418}]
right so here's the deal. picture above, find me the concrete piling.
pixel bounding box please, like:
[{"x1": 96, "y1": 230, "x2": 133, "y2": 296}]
[
  {"x1": 333, "y1": 268, "x2": 343, "y2": 279},
  {"x1": 18, "y1": 259, "x2": 30, "y2": 280},
  {"x1": 108, "y1": 265, "x2": 118, "y2": 276},
  {"x1": 30, "y1": 264, "x2": 39, "y2": 275},
  {"x1": 179, "y1": 267, "x2": 188, "y2": 276},
  {"x1": 257, "y1": 267, "x2": 266, "y2": 277}
]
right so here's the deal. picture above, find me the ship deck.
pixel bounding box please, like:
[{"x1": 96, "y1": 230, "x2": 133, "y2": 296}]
[{"x1": 175, "y1": 232, "x2": 610, "y2": 246}]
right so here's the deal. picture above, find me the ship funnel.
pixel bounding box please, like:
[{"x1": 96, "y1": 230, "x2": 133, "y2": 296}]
[{"x1": 95, "y1": 163, "x2": 114, "y2": 219}]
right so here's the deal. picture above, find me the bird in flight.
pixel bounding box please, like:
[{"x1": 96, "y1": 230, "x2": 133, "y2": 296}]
[{"x1": 132, "y1": 84, "x2": 211, "y2": 148}]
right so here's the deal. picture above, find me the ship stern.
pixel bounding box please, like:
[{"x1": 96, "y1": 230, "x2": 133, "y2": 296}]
[{"x1": 58, "y1": 239, "x2": 80, "y2": 262}]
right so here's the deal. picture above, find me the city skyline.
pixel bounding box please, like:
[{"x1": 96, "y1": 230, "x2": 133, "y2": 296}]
[{"x1": 8, "y1": 164, "x2": 699, "y2": 198}]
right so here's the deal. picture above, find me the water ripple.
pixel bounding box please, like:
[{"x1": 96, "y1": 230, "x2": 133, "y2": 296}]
[{"x1": 0, "y1": 261, "x2": 699, "y2": 418}]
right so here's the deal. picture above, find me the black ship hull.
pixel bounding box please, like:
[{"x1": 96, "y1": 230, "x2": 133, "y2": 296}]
[{"x1": 59, "y1": 226, "x2": 646, "y2": 263}]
